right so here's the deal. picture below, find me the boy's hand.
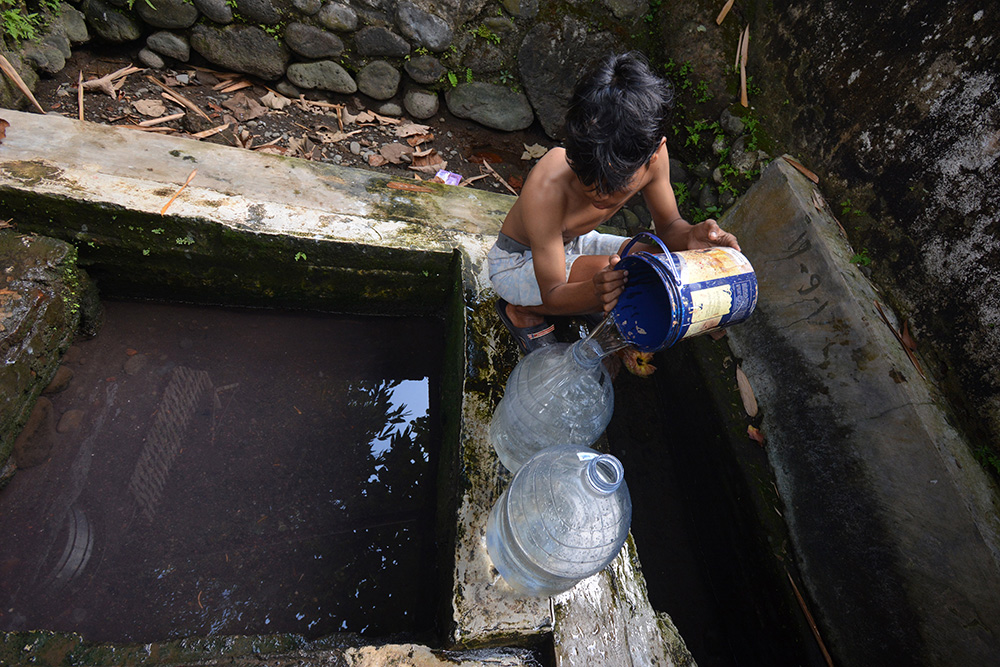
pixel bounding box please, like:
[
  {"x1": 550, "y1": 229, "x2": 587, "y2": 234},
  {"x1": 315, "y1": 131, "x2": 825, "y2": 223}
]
[
  {"x1": 593, "y1": 255, "x2": 627, "y2": 313},
  {"x1": 689, "y1": 219, "x2": 741, "y2": 252}
]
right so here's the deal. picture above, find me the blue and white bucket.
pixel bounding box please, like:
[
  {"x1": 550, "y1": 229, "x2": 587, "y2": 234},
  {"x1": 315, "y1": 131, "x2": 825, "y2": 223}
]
[{"x1": 610, "y1": 232, "x2": 758, "y2": 352}]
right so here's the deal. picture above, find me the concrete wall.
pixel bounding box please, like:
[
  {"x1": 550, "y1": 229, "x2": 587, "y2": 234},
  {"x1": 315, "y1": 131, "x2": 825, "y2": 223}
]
[{"x1": 748, "y1": 0, "x2": 1000, "y2": 453}]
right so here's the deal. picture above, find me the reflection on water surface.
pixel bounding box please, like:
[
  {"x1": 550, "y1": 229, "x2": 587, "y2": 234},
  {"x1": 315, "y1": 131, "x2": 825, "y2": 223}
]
[{"x1": 0, "y1": 301, "x2": 444, "y2": 643}]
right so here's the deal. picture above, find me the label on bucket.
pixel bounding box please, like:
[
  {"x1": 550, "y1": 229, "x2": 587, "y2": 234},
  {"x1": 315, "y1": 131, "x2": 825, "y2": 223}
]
[{"x1": 674, "y1": 248, "x2": 757, "y2": 339}]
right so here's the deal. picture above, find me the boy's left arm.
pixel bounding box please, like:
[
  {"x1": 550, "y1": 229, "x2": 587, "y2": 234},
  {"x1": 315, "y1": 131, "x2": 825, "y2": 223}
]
[{"x1": 643, "y1": 145, "x2": 741, "y2": 252}]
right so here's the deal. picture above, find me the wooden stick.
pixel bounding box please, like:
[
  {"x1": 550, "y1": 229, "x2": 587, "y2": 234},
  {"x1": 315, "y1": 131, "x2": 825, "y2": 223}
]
[
  {"x1": 219, "y1": 80, "x2": 253, "y2": 94},
  {"x1": 0, "y1": 53, "x2": 46, "y2": 114},
  {"x1": 480, "y1": 160, "x2": 518, "y2": 195},
  {"x1": 119, "y1": 125, "x2": 177, "y2": 133},
  {"x1": 740, "y1": 25, "x2": 750, "y2": 107},
  {"x1": 191, "y1": 122, "x2": 230, "y2": 139},
  {"x1": 716, "y1": 0, "x2": 735, "y2": 25},
  {"x1": 160, "y1": 169, "x2": 198, "y2": 215},
  {"x1": 786, "y1": 571, "x2": 834, "y2": 667},
  {"x1": 77, "y1": 70, "x2": 84, "y2": 121},
  {"x1": 147, "y1": 75, "x2": 211, "y2": 120},
  {"x1": 874, "y1": 301, "x2": 926, "y2": 379},
  {"x1": 139, "y1": 112, "x2": 185, "y2": 127}
]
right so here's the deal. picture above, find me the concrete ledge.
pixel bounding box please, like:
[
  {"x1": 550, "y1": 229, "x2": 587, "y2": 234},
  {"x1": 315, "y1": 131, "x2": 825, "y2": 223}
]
[
  {"x1": 0, "y1": 110, "x2": 692, "y2": 666},
  {"x1": 723, "y1": 158, "x2": 1000, "y2": 665}
]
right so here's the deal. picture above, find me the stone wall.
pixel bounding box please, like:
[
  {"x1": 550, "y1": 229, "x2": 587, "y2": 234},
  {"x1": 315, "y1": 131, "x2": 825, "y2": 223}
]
[
  {"x1": 3, "y1": 0, "x2": 656, "y2": 136},
  {"x1": 748, "y1": 0, "x2": 1000, "y2": 454}
]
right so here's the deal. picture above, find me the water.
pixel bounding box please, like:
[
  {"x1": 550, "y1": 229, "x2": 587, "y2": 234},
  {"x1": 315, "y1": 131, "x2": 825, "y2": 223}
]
[{"x1": 0, "y1": 300, "x2": 444, "y2": 643}]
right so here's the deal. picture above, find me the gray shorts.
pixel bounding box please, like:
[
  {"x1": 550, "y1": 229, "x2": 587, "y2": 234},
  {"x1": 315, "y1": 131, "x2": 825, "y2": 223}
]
[{"x1": 487, "y1": 230, "x2": 629, "y2": 306}]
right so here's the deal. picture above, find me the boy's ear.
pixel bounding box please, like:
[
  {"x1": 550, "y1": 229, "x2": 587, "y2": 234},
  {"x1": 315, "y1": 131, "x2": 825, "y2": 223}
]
[{"x1": 648, "y1": 137, "x2": 667, "y2": 164}]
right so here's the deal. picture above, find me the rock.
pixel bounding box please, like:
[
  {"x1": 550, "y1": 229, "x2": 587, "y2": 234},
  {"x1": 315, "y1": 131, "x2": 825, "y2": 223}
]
[
  {"x1": 445, "y1": 82, "x2": 534, "y2": 131},
  {"x1": 42, "y1": 366, "x2": 74, "y2": 395},
  {"x1": 192, "y1": 0, "x2": 233, "y2": 24},
  {"x1": 404, "y1": 87, "x2": 439, "y2": 119},
  {"x1": 377, "y1": 102, "x2": 402, "y2": 116},
  {"x1": 691, "y1": 161, "x2": 712, "y2": 179},
  {"x1": 0, "y1": 51, "x2": 39, "y2": 111},
  {"x1": 395, "y1": 1, "x2": 452, "y2": 53},
  {"x1": 57, "y1": 409, "x2": 86, "y2": 434},
  {"x1": 22, "y1": 42, "x2": 66, "y2": 76},
  {"x1": 501, "y1": 0, "x2": 537, "y2": 18},
  {"x1": 601, "y1": 0, "x2": 647, "y2": 20},
  {"x1": 720, "y1": 108, "x2": 745, "y2": 137},
  {"x1": 620, "y1": 208, "x2": 647, "y2": 235},
  {"x1": 292, "y1": 0, "x2": 322, "y2": 14},
  {"x1": 275, "y1": 80, "x2": 301, "y2": 98},
  {"x1": 698, "y1": 184, "x2": 718, "y2": 209},
  {"x1": 138, "y1": 47, "x2": 166, "y2": 69},
  {"x1": 354, "y1": 26, "x2": 410, "y2": 57},
  {"x1": 730, "y1": 136, "x2": 761, "y2": 175},
  {"x1": 232, "y1": 0, "x2": 280, "y2": 25},
  {"x1": 135, "y1": 0, "x2": 200, "y2": 29},
  {"x1": 286, "y1": 60, "x2": 357, "y2": 93},
  {"x1": 82, "y1": 0, "x2": 143, "y2": 43},
  {"x1": 462, "y1": 42, "x2": 504, "y2": 74},
  {"x1": 0, "y1": 234, "x2": 81, "y2": 460},
  {"x1": 284, "y1": 22, "x2": 344, "y2": 59},
  {"x1": 668, "y1": 158, "x2": 687, "y2": 184},
  {"x1": 55, "y1": 6, "x2": 90, "y2": 44},
  {"x1": 357, "y1": 60, "x2": 400, "y2": 100},
  {"x1": 190, "y1": 24, "x2": 291, "y2": 81},
  {"x1": 517, "y1": 17, "x2": 618, "y2": 139},
  {"x1": 404, "y1": 55, "x2": 445, "y2": 85},
  {"x1": 13, "y1": 398, "x2": 55, "y2": 468},
  {"x1": 0, "y1": 459, "x2": 15, "y2": 489},
  {"x1": 317, "y1": 2, "x2": 358, "y2": 32},
  {"x1": 350, "y1": 141, "x2": 361, "y2": 154},
  {"x1": 124, "y1": 353, "x2": 147, "y2": 376},
  {"x1": 147, "y1": 31, "x2": 191, "y2": 62},
  {"x1": 42, "y1": 31, "x2": 73, "y2": 60},
  {"x1": 63, "y1": 345, "x2": 82, "y2": 365}
]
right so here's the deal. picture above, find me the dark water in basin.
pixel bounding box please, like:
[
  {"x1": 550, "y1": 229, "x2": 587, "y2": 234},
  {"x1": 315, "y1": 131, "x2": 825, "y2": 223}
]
[{"x1": 0, "y1": 301, "x2": 444, "y2": 643}]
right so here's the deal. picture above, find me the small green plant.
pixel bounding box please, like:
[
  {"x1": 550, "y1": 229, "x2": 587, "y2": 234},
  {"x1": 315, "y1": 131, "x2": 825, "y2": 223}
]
[
  {"x1": 465, "y1": 67, "x2": 473, "y2": 83},
  {"x1": 743, "y1": 115, "x2": 761, "y2": 151},
  {"x1": 498, "y1": 69, "x2": 515, "y2": 86},
  {"x1": 295, "y1": 252, "x2": 307, "y2": 261},
  {"x1": 974, "y1": 446, "x2": 1000, "y2": 476},
  {"x1": 690, "y1": 205, "x2": 722, "y2": 224},
  {"x1": 850, "y1": 248, "x2": 871, "y2": 266},
  {"x1": 446, "y1": 71, "x2": 458, "y2": 87},
  {"x1": 0, "y1": 2, "x2": 39, "y2": 42},
  {"x1": 693, "y1": 79, "x2": 713, "y2": 104},
  {"x1": 413, "y1": 46, "x2": 429, "y2": 57},
  {"x1": 471, "y1": 24, "x2": 500, "y2": 44},
  {"x1": 151, "y1": 228, "x2": 164, "y2": 234},
  {"x1": 142, "y1": 248, "x2": 150, "y2": 256},
  {"x1": 175, "y1": 235, "x2": 195, "y2": 245},
  {"x1": 673, "y1": 182, "x2": 690, "y2": 207},
  {"x1": 840, "y1": 198, "x2": 864, "y2": 217},
  {"x1": 683, "y1": 119, "x2": 712, "y2": 147}
]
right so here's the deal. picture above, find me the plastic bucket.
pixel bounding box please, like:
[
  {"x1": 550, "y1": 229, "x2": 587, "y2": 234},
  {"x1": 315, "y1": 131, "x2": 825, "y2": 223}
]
[{"x1": 610, "y1": 232, "x2": 758, "y2": 352}]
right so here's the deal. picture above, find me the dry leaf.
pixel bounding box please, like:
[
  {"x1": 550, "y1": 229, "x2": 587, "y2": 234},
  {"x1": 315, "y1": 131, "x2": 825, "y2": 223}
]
[
  {"x1": 0, "y1": 118, "x2": 8, "y2": 143},
  {"x1": 412, "y1": 147, "x2": 436, "y2": 158},
  {"x1": 395, "y1": 122, "x2": 431, "y2": 137},
  {"x1": 406, "y1": 133, "x2": 434, "y2": 146},
  {"x1": 132, "y1": 99, "x2": 166, "y2": 117},
  {"x1": 622, "y1": 348, "x2": 657, "y2": 377},
  {"x1": 747, "y1": 424, "x2": 765, "y2": 446},
  {"x1": 736, "y1": 365, "x2": 758, "y2": 417},
  {"x1": 223, "y1": 92, "x2": 267, "y2": 121},
  {"x1": 901, "y1": 320, "x2": 918, "y2": 352},
  {"x1": 314, "y1": 129, "x2": 361, "y2": 143},
  {"x1": 379, "y1": 142, "x2": 413, "y2": 164},
  {"x1": 783, "y1": 156, "x2": 820, "y2": 184},
  {"x1": 368, "y1": 154, "x2": 388, "y2": 167},
  {"x1": 372, "y1": 112, "x2": 401, "y2": 125},
  {"x1": 387, "y1": 181, "x2": 434, "y2": 193},
  {"x1": 521, "y1": 143, "x2": 549, "y2": 160},
  {"x1": 716, "y1": 0, "x2": 735, "y2": 24},
  {"x1": 260, "y1": 90, "x2": 291, "y2": 110},
  {"x1": 343, "y1": 109, "x2": 375, "y2": 124},
  {"x1": 409, "y1": 150, "x2": 447, "y2": 174}
]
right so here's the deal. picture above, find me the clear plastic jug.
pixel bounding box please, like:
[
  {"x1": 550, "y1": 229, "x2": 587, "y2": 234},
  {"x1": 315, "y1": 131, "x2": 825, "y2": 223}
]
[
  {"x1": 489, "y1": 317, "x2": 626, "y2": 473},
  {"x1": 486, "y1": 446, "x2": 632, "y2": 596}
]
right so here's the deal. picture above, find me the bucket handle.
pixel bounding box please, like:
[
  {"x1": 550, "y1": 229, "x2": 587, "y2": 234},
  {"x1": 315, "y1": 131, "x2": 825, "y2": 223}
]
[{"x1": 618, "y1": 232, "x2": 681, "y2": 283}]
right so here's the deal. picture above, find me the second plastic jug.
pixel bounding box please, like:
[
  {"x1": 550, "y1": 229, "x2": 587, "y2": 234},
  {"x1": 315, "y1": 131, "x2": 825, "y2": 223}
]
[
  {"x1": 489, "y1": 334, "x2": 616, "y2": 473},
  {"x1": 485, "y1": 445, "x2": 632, "y2": 596}
]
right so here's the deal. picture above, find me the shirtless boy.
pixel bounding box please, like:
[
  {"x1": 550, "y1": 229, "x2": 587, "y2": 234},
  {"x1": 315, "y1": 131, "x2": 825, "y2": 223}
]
[{"x1": 488, "y1": 51, "x2": 741, "y2": 353}]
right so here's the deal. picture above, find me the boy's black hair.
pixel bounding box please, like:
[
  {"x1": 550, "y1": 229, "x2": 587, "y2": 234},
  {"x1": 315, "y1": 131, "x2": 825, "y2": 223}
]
[{"x1": 564, "y1": 52, "x2": 674, "y2": 195}]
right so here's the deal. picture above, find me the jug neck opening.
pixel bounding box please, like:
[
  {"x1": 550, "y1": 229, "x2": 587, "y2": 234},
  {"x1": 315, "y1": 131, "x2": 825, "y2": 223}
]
[
  {"x1": 571, "y1": 314, "x2": 630, "y2": 367},
  {"x1": 586, "y1": 454, "x2": 624, "y2": 495}
]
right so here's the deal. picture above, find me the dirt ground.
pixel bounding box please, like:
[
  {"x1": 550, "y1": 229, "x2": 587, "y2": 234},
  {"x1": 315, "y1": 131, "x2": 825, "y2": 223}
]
[{"x1": 30, "y1": 43, "x2": 553, "y2": 196}]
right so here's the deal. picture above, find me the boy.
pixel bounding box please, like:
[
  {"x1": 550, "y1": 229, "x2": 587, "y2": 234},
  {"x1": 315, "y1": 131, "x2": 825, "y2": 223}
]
[{"x1": 488, "y1": 52, "x2": 741, "y2": 353}]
